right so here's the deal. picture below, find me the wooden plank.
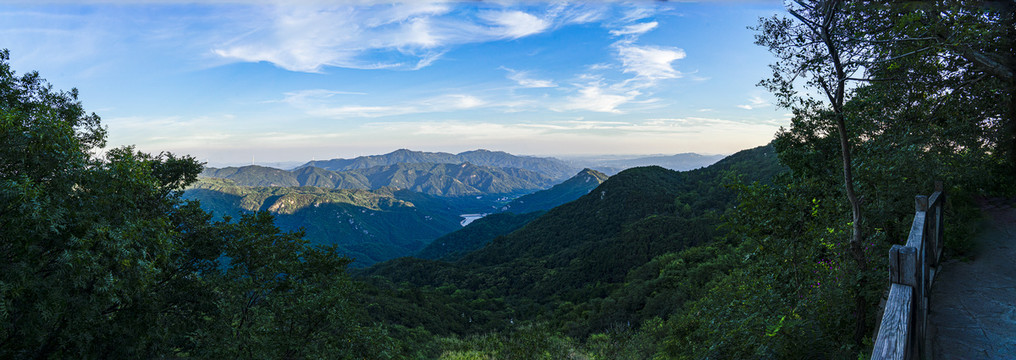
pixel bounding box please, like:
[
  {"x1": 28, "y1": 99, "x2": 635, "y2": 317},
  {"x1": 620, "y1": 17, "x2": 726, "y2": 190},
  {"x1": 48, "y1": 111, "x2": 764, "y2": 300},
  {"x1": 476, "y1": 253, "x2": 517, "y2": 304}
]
[
  {"x1": 871, "y1": 184, "x2": 945, "y2": 360},
  {"x1": 905, "y1": 211, "x2": 926, "y2": 249},
  {"x1": 889, "y1": 245, "x2": 918, "y2": 288},
  {"x1": 934, "y1": 192, "x2": 945, "y2": 264},
  {"x1": 871, "y1": 283, "x2": 914, "y2": 360},
  {"x1": 926, "y1": 201, "x2": 940, "y2": 266}
]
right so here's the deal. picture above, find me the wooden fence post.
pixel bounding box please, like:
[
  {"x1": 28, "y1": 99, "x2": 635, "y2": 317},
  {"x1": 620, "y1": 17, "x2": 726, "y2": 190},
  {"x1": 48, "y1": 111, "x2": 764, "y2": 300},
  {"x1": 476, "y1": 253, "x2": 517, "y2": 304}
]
[
  {"x1": 889, "y1": 245, "x2": 918, "y2": 288},
  {"x1": 872, "y1": 183, "x2": 945, "y2": 360},
  {"x1": 915, "y1": 195, "x2": 929, "y2": 212}
]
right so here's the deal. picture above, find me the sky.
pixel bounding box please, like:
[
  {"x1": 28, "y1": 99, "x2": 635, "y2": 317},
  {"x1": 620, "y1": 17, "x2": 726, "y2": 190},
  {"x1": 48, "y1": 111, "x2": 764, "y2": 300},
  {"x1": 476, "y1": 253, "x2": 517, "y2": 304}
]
[{"x1": 1, "y1": 0, "x2": 789, "y2": 167}]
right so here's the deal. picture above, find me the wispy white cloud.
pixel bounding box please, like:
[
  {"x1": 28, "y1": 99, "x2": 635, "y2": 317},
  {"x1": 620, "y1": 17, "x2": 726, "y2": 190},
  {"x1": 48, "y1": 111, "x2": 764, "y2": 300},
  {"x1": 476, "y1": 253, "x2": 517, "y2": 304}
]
[
  {"x1": 619, "y1": 5, "x2": 656, "y2": 23},
  {"x1": 609, "y1": 21, "x2": 657, "y2": 36},
  {"x1": 282, "y1": 89, "x2": 488, "y2": 118},
  {"x1": 479, "y1": 10, "x2": 550, "y2": 38},
  {"x1": 736, "y1": 95, "x2": 770, "y2": 110},
  {"x1": 211, "y1": 3, "x2": 605, "y2": 72},
  {"x1": 559, "y1": 81, "x2": 640, "y2": 113},
  {"x1": 616, "y1": 44, "x2": 686, "y2": 82},
  {"x1": 502, "y1": 67, "x2": 557, "y2": 88}
]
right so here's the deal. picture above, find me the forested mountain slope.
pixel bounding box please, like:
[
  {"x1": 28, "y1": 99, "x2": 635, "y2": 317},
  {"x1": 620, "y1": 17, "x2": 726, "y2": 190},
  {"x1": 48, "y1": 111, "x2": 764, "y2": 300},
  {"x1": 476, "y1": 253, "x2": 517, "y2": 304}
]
[
  {"x1": 415, "y1": 211, "x2": 545, "y2": 261},
  {"x1": 500, "y1": 168, "x2": 609, "y2": 214},
  {"x1": 362, "y1": 145, "x2": 784, "y2": 331},
  {"x1": 414, "y1": 168, "x2": 610, "y2": 262}
]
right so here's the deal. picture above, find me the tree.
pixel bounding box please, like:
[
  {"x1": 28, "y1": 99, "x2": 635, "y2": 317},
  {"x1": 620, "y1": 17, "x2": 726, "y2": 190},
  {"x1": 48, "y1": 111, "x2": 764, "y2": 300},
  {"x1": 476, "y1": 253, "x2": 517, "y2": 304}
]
[
  {"x1": 855, "y1": 1, "x2": 1015, "y2": 174},
  {"x1": 0, "y1": 49, "x2": 396, "y2": 358},
  {"x1": 754, "y1": 0, "x2": 1013, "y2": 352},
  {"x1": 754, "y1": 0, "x2": 873, "y2": 345}
]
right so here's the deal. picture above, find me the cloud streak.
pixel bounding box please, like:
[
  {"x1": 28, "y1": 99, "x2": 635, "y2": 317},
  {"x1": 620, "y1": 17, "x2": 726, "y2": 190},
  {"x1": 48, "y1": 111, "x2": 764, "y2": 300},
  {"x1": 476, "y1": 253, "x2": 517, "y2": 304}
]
[
  {"x1": 609, "y1": 21, "x2": 658, "y2": 36},
  {"x1": 502, "y1": 67, "x2": 557, "y2": 88},
  {"x1": 282, "y1": 89, "x2": 489, "y2": 118},
  {"x1": 736, "y1": 96, "x2": 770, "y2": 110},
  {"x1": 559, "y1": 81, "x2": 640, "y2": 113},
  {"x1": 212, "y1": 2, "x2": 604, "y2": 72},
  {"x1": 616, "y1": 44, "x2": 686, "y2": 82}
]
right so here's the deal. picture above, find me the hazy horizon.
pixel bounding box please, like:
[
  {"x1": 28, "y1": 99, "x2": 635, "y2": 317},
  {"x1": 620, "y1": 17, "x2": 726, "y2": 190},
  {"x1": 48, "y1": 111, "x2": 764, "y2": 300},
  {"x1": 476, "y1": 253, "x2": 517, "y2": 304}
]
[
  {"x1": 201, "y1": 147, "x2": 733, "y2": 169},
  {"x1": 2, "y1": 1, "x2": 787, "y2": 164}
]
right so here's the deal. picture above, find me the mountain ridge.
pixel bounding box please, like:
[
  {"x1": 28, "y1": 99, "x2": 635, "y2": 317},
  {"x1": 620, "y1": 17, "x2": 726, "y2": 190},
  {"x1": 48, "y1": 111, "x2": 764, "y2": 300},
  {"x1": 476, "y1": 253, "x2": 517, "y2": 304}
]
[
  {"x1": 297, "y1": 149, "x2": 577, "y2": 180},
  {"x1": 201, "y1": 162, "x2": 555, "y2": 197}
]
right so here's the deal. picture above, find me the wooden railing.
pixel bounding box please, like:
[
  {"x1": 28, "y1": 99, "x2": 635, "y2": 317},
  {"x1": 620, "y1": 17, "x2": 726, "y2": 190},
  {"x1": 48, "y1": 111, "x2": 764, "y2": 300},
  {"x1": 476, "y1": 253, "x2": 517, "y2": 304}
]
[{"x1": 871, "y1": 181, "x2": 945, "y2": 360}]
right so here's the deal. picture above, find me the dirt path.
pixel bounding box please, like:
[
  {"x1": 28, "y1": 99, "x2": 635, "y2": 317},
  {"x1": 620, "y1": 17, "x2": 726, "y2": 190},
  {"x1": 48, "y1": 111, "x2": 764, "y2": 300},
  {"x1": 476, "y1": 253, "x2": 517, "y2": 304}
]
[{"x1": 928, "y1": 197, "x2": 1016, "y2": 359}]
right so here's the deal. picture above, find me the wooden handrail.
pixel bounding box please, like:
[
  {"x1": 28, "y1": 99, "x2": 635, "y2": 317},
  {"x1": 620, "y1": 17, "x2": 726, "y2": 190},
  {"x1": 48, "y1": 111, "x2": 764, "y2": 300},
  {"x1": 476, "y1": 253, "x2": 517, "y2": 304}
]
[{"x1": 871, "y1": 181, "x2": 945, "y2": 360}]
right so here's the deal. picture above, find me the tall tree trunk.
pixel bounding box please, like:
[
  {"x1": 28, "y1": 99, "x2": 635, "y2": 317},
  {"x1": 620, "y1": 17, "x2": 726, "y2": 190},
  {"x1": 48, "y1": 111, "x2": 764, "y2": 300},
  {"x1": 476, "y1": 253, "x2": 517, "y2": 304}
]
[
  {"x1": 835, "y1": 111, "x2": 868, "y2": 346},
  {"x1": 819, "y1": 0, "x2": 868, "y2": 346}
]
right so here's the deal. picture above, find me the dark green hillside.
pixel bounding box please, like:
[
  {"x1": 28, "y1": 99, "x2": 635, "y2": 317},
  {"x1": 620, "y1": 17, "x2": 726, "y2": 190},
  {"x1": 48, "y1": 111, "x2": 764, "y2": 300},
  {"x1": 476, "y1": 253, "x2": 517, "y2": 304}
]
[
  {"x1": 416, "y1": 211, "x2": 545, "y2": 261},
  {"x1": 364, "y1": 145, "x2": 784, "y2": 328},
  {"x1": 501, "y1": 168, "x2": 609, "y2": 214},
  {"x1": 184, "y1": 178, "x2": 466, "y2": 266},
  {"x1": 299, "y1": 148, "x2": 577, "y2": 180},
  {"x1": 463, "y1": 165, "x2": 687, "y2": 267}
]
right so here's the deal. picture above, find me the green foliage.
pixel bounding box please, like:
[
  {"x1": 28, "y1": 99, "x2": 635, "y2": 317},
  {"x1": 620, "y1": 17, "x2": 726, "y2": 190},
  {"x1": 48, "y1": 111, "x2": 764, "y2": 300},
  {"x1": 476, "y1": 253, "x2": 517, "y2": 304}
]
[
  {"x1": 363, "y1": 145, "x2": 786, "y2": 344},
  {"x1": 717, "y1": 2, "x2": 1015, "y2": 357},
  {"x1": 437, "y1": 323, "x2": 583, "y2": 360},
  {"x1": 417, "y1": 211, "x2": 545, "y2": 261},
  {"x1": 663, "y1": 178, "x2": 872, "y2": 359},
  {"x1": 0, "y1": 50, "x2": 394, "y2": 359},
  {"x1": 188, "y1": 213, "x2": 398, "y2": 359}
]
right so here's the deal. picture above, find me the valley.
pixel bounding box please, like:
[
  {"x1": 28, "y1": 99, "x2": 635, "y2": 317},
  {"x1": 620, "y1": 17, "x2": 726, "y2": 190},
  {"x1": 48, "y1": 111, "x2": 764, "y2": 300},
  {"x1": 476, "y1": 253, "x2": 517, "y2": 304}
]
[
  {"x1": 186, "y1": 149, "x2": 684, "y2": 266},
  {"x1": 185, "y1": 149, "x2": 725, "y2": 267},
  {"x1": 6, "y1": 2, "x2": 1010, "y2": 358}
]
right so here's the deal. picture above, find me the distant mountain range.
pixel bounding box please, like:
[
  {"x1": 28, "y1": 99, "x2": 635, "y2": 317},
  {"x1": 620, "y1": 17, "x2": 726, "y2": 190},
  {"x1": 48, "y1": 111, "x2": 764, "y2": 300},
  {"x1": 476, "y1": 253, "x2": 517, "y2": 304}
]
[
  {"x1": 186, "y1": 165, "x2": 615, "y2": 266},
  {"x1": 564, "y1": 153, "x2": 726, "y2": 175},
  {"x1": 298, "y1": 149, "x2": 578, "y2": 181},
  {"x1": 201, "y1": 162, "x2": 555, "y2": 197},
  {"x1": 186, "y1": 148, "x2": 744, "y2": 267}
]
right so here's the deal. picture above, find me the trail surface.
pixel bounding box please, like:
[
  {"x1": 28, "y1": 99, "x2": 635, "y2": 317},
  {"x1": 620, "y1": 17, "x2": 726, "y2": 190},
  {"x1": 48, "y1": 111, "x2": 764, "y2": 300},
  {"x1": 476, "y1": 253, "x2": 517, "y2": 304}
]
[{"x1": 929, "y1": 197, "x2": 1016, "y2": 359}]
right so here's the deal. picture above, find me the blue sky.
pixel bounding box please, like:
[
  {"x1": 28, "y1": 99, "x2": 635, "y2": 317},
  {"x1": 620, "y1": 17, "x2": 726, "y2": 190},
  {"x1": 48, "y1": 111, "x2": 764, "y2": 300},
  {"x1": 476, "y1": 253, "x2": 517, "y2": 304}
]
[{"x1": 1, "y1": 1, "x2": 788, "y2": 166}]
